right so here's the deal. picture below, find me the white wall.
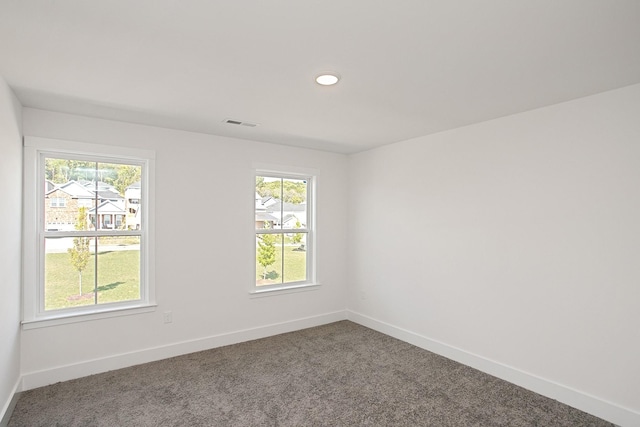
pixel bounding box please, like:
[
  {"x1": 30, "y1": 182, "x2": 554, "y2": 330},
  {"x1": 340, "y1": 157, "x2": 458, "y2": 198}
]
[
  {"x1": 348, "y1": 84, "x2": 640, "y2": 424},
  {"x1": 20, "y1": 109, "x2": 349, "y2": 385},
  {"x1": 0, "y1": 78, "x2": 23, "y2": 421}
]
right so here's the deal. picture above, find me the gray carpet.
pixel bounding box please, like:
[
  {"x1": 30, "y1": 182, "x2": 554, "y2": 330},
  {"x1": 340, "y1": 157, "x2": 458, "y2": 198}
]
[{"x1": 9, "y1": 321, "x2": 613, "y2": 426}]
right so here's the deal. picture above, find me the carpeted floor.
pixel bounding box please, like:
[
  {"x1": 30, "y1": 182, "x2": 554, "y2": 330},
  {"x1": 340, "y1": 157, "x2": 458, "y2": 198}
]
[{"x1": 9, "y1": 321, "x2": 613, "y2": 426}]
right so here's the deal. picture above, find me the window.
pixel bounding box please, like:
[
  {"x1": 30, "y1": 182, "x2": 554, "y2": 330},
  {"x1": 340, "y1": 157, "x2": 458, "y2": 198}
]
[
  {"x1": 49, "y1": 197, "x2": 66, "y2": 208},
  {"x1": 255, "y1": 172, "x2": 314, "y2": 291},
  {"x1": 23, "y1": 137, "x2": 156, "y2": 327}
]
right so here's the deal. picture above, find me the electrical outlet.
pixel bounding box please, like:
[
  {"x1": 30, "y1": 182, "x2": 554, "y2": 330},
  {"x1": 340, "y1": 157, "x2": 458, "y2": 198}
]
[{"x1": 163, "y1": 311, "x2": 173, "y2": 324}]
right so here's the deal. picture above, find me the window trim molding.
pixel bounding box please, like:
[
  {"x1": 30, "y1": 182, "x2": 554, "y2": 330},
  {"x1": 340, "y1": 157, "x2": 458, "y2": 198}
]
[
  {"x1": 252, "y1": 163, "x2": 319, "y2": 294},
  {"x1": 22, "y1": 136, "x2": 156, "y2": 327}
]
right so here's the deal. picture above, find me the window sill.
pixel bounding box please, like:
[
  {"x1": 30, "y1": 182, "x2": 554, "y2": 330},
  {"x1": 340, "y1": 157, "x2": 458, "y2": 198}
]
[
  {"x1": 249, "y1": 283, "x2": 320, "y2": 298},
  {"x1": 22, "y1": 303, "x2": 157, "y2": 330}
]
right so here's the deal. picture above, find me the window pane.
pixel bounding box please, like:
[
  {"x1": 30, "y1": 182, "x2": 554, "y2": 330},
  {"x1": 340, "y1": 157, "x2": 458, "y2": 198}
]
[
  {"x1": 255, "y1": 232, "x2": 307, "y2": 286},
  {"x1": 96, "y1": 236, "x2": 141, "y2": 303},
  {"x1": 256, "y1": 234, "x2": 282, "y2": 286},
  {"x1": 44, "y1": 158, "x2": 97, "y2": 232},
  {"x1": 255, "y1": 176, "x2": 307, "y2": 231},
  {"x1": 282, "y1": 178, "x2": 307, "y2": 231},
  {"x1": 125, "y1": 179, "x2": 142, "y2": 230},
  {"x1": 255, "y1": 176, "x2": 282, "y2": 230},
  {"x1": 44, "y1": 237, "x2": 96, "y2": 310},
  {"x1": 283, "y1": 232, "x2": 307, "y2": 283},
  {"x1": 96, "y1": 162, "x2": 140, "y2": 230},
  {"x1": 44, "y1": 236, "x2": 141, "y2": 311},
  {"x1": 44, "y1": 158, "x2": 142, "y2": 232}
]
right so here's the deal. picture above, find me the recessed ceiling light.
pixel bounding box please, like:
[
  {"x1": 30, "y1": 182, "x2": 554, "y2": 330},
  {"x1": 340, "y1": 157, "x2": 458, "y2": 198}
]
[{"x1": 316, "y1": 73, "x2": 339, "y2": 86}]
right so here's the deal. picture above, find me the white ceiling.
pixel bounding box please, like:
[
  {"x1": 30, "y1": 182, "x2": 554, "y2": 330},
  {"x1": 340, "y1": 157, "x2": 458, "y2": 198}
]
[{"x1": 1, "y1": 1, "x2": 639, "y2": 154}]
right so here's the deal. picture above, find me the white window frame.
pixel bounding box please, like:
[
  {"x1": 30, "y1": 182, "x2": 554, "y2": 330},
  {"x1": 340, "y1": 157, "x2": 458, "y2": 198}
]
[
  {"x1": 22, "y1": 136, "x2": 156, "y2": 328},
  {"x1": 252, "y1": 164, "x2": 318, "y2": 295}
]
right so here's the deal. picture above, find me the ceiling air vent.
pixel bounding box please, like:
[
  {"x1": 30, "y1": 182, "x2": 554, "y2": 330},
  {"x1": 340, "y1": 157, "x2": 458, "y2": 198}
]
[{"x1": 223, "y1": 119, "x2": 258, "y2": 127}]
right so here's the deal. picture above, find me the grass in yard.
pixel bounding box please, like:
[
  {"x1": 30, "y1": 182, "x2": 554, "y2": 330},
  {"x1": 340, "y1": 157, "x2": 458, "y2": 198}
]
[
  {"x1": 256, "y1": 244, "x2": 306, "y2": 285},
  {"x1": 45, "y1": 249, "x2": 140, "y2": 311}
]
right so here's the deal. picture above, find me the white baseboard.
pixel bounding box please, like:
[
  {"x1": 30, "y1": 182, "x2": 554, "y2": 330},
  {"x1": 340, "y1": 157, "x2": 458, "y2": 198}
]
[
  {"x1": 0, "y1": 378, "x2": 22, "y2": 427},
  {"x1": 21, "y1": 310, "x2": 347, "y2": 391},
  {"x1": 347, "y1": 310, "x2": 638, "y2": 427}
]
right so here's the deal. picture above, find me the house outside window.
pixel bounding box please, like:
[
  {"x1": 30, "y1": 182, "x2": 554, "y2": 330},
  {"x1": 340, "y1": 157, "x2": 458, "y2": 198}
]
[{"x1": 23, "y1": 137, "x2": 156, "y2": 327}]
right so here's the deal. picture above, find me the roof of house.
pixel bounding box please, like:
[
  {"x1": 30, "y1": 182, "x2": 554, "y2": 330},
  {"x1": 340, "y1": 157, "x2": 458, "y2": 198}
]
[
  {"x1": 46, "y1": 180, "x2": 95, "y2": 198},
  {"x1": 45, "y1": 180, "x2": 124, "y2": 201},
  {"x1": 88, "y1": 200, "x2": 126, "y2": 215},
  {"x1": 96, "y1": 190, "x2": 124, "y2": 200},
  {"x1": 282, "y1": 214, "x2": 303, "y2": 224},
  {"x1": 255, "y1": 212, "x2": 278, "y2": 223},
  {"x1": 265, "y1": 200, "x2": 306, "y2": 213},
  {"x1": 79, "y1": 180, "x2": 116, "y2": 191}
]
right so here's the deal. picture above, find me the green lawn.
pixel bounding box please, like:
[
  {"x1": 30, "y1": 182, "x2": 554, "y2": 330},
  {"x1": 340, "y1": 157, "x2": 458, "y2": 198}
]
[
  {"x1": 45, "y1": 241, "x2": 305, "y2": 310},
  {"x1": 256, "y1": 244, "x2": 307, "y2": 286},
  {"x1": 45, "y1": 249, "x2": 140, "y2": 310}
]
